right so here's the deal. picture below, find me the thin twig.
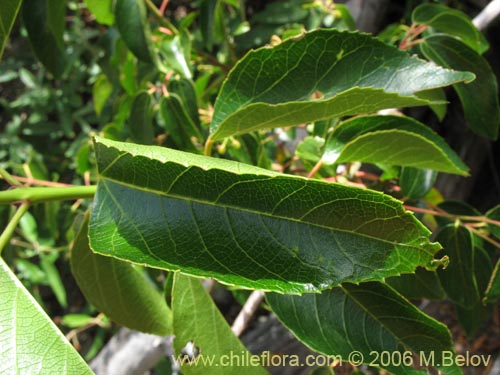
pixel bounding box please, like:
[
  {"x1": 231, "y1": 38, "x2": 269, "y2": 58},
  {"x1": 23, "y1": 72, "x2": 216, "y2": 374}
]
[
  {"x1": 307, "y1": 159, "x2": 324, "y2": 178},
  {"x1": 144, "y1": 0, "x2": 178, "y2": 34},
  {"x1": 467, "y1": 225, "x2": 500, "y2": 249},
  {"x1": 11, "y1": 175, "x2": 73, "y2": 188},
  {"x1": 0, "y1": 202, "x2": 30, "y2": 255},
  {"x1": 404, "y1": 205, "x2": 500, "y2": 227},
  {"x1": 231, "y1": 290, "x2": 264, "y2": 337},
  {"x1": 0, "y1": 167, "x2": 22, "y2": 186}
]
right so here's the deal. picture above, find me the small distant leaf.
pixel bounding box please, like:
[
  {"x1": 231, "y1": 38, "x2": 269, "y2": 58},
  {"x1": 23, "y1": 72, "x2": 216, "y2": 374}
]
[
  {"x1": 61, "y1": 314, "x2": 95, "y2": 329},
  {"x1": 71, "y1": 214, "x2": 172, "y2": 335},
  {"x1": 115, "y1": 0, "x2": 156, "y2": 64},
  {"x1": 0, "y1": 0, "x2": 22, "y2": 60},
  {"x1": 22, "y1": 0, "x2": 67, "y2": 77},
  {"x1": 211, "y1": 29, "x2": 474, "y2": 141},
  {"x1": 267, "y1": 282, "x2": 459, "y2": 375},
  {"x1": 400, "y1": 167, "x2": 438, "y2": 200},
  {"x1": 93, "y1": 74, "x2": 113, "y2": 116},
  {"x1": 89, "y1": 136, "x2": 442, "y2": 294},
  {"x1": 172, "y1": 273, "x2": 266, "y2": 375},
  {"x1": 387, "y1": 267, "x2": 446, "y2": 300},
  {"x1": 436, "y1": 225, "x2": 480, "y2": 307},
  {"x1": 323, "y1": 115, "x2": 469, "y2": 175},
  {"x1": 412, "y1": 4, "x2": 488, "y2": 54},
  {"x1": 167, "y1": 78, "x2": 201, "y2": 128},
  {"x1": 486, "y1": 204, "x2": 500, "y2": 239},
  {"x1": 127, "y1": 91, "x2": 154, "y2": 144},
  {"x1": 159, "y1": 31, "x2": 192, "y2": 78},
  {"x1": 84, "y1": 0, "x2": 115, "y2": 25},
  {"x1": 199, "y1": 0, "x2": 218, "y2": 51},
  {"x1": 0, "y1": 258, "x2": 92, "y2": 374},
  {"x1": 420, "y1": 35, "x2": 500, "y2": 140},
  {"x1": 40, "y1": 253, "x2": 68, "y2": 308},
  {"x1": 296, "y1": 136, "x2": 324, "y2": 164}
]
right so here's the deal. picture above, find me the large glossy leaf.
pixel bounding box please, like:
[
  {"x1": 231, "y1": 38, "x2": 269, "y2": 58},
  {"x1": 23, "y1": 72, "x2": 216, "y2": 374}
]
[
  {"x1": 0, "y1": 0, "x2": 22, "y2": 59},
  {"x1": 22, "y1": 0, "x2": 67, "y2": 78},
  {"x1": 323, "y1": 115, "x2": 469, "y2": 175},
  {"x1": 420, "y1": 35, "x2": 500, "y2": 140},
  {"x1": 89, "y1": 137, "x2": 442, "y2": 294},
  {"x1": 412, "y1": 4, "x2": 488, "y2": 54},
  {"x1": 436, "y1": 225, "x2": 480, "y2": 307},
  {"x1": 172, "y1": 273, "x2": 266, "y2": 374},
  {"x1": 399, "y1": 167, "x2": 437, "y2": 200},
  {"x1": 115, "y1": 0, "x2": 155, "y2": 64},
  {"x1": 71, "y1": 214, "x2": 172, "y2": 335},
  {"x1": 0, "y1": 258, "x2": 92, "y2": 375},
  {"x1": 210, "y1": 29, "x2": 474, "y2": 141},
  {"x1": 267, "y1": 282, "x2": 459, "y2": 375}
]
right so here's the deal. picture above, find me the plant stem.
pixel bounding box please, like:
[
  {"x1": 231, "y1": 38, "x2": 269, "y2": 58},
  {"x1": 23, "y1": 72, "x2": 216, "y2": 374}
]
[
  {"x1": 0, "y1": 167, "x2": 22, "y2": 186},
  {"x1": 204, "y1": 137, "x2": 214, "y2": 156},
  {"x1": 0, "y1": 186, "x2": 96, "y2": 205},
  {"x1": 144, "y1": 0, "x2": 178, "y2": 34},
  {"x1": 231, "y1": 290, "x2": 264, "y2": 337},
  {"x1": 11, "y1": 175, "x2": 74, "y2": 187},
  {"x1": 404, "y1": 205, "x2": 500, "y2": 227},
  {"x1": 307, "y1": 159, "x2": 324, "y2": 178},
  {"x1": 466, "y1": 225, "x2": 500, "y2": 249},
  {"x1": 0, "y1": 203, "x2": 30, "y2": 255}
]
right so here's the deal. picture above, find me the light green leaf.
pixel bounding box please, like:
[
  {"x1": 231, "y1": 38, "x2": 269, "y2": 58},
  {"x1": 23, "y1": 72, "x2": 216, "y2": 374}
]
[
  {"x1": 296, "y1": 136, "x2": 324, "y2": 164},
  {"x1": 0, "y1": 0, "x2": 22, "y2": 60},
  {"x1": 323, "y1": 115, "x2": 469, "y2": 175},
  {"x1": 267, "y1": 282, "x2": 460, "y2": 375},
  {"x1": 0, "y1": 257, "x2": 93, "y2": 375},
  {"x1": 412, "y1": 4, "x2": 488, "y2": 54},
  {"x1": 22, "y1": 0, "x2": 68, "y2": 78},
  {"x1": 436, "y1": 225, "x2": 480, "y2": 307},
  {"x1": 89, "y1": 136, "x2": 442, "y2": 294},
  {"x1": 399, "y1": 167, "x2": 437, "y2": 200},
  {"x1": 115, "y1": 0, "x2": 155, "y2": 64},
  {"x1": 61, "y1": 314, "x2": 95, "y2": 329},
  {"x1": 420, "y1": 35, "x2": 500, "y2": 140},
  {"x1": 84, "y1": 0, "x2": 115, "y2": 25},
  {"x1": 210, "y1": 29, "x2": 474, "y2": 141},
  {"x1": 92, "y1": 74, "x2": 113, "y2": 117},
  {"x1": 40, "y1": 253, "x2": 67, "y2": 308},
  {"x1": 71, "y1": 214, "x2": 172, "y2": 335},
  {"x1": 172, "y1": 273, "x2": 266, "y2": 374}
]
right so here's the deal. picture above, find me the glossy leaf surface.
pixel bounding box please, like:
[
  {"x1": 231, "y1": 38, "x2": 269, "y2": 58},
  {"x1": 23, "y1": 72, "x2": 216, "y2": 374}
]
[
  {"x1": 172, "y1": 273, "x2": 266, "y2": 374},
  {"x1": 71, "y1": 214, "x2": 172, "y2": 335},
  {"x1": 323, "y1": 115, "x2": 469, "y2": 175},
  {"x1": 267, "y1": 282, "x2": 459, "y2": 375},
  {"x1": 412, "y1": 4, "x2": 488, "y2": 54},
  {"x1": 420, "y1": 35, "x2": 500, "y2": 140},
  {"x1": 0, "y1": 0, "x2": 22, "y2": 59},
  {"x1": 400, "y1": 167, "x2": 438, "y2": 200},
  {"x1": 210, "y1": 29, "x2": 474, "y2": 141},
  {"x1": 0, "y1": 258, "x2": 92, "y2": 375},
  {"x1": 89, "y1": 137, "x2": 441, "y2": 294}
]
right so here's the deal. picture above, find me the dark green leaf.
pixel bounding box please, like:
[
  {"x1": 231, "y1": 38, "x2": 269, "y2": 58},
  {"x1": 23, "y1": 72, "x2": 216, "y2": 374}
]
[
  {"x1": 172, "y1": 273, "x2": 266, "y2": 374},
  {"x1": 40, "y1": 253, "x2": 67, "y2": 308},
  {"x1": 323, "y1": 115, "x2": 469, "y2": 175},
  {"x1": 0, "y1": 0, "x2": 22, "y2": 59},
  {"x1": 435, "y1": 200, "x2": 481, "y2": 227},
  {"x1": 416, "y1": 88, "x2": 447, "y2": 121},
  {"x1": 84, "y1": 0, "x2": 115, "y2": 25},
  {"x1": 400, "y1": 167, "x2": 438, "y2": 200},
  {"x1": 412, "y1": 4, "x2": 488, "y2": 54},
  {"x1": 167, "y1": 78, "x2": 201, "y2": 129},
  {"x1": 71, "y1": 214, "x2": 172, "y2": 335},
  {"x1": 436, "y1": 225, "x2": 480, "y2": 307},
  {"x1": 93, "y1": 74, "x2": 113, "y2": 117},
  {"x1": 115, "y1": 0, "x2": 155, "y2": 64},
  {"x1": 420, "y1": 35, "x2": 500, "y2": 140},
  {"x1": 158, "y1": 31, "x2": 192, "y2": 78},
  {"x1": 127, "y1": 91, "x2": 154, "y2": 144},
  {"x1": 22, "y1": 0, "x2": 67, "y2": 78},
  {"x1": 199, "y1": 0, "x2": 218, "y2": 51},
  {"x1": 89, "y1": 137, "x2": 442, "y2": 294},
  {"x1": 211, "y1": 29, "x2": 474, "y2": 141},
  {"x1": 0, "y1": 258, "x2": 92, "y2": 374},
  {"x1": 486, "y1": 204, "x2": 500, "y2": 239},
  {"x1": 267, "y1": 282, "x2": 459, "y2": 375},
  {"x1": 387, "y1": 267, "x2": 445, "y2": 300},
  {"x1": 484, "y1": 258, "x2": 500, "y2": 303}
]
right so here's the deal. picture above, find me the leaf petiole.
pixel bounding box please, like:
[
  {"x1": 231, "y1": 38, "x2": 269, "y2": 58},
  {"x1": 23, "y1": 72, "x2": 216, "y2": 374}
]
[{"x1": 0, "y1": 202, "x2": 30, "y2": 255}]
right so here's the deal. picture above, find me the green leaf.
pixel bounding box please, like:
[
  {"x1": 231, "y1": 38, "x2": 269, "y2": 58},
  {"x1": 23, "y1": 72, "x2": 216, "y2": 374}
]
[
  {"x1": 267, "y1": 282, "x2": 459, "y2": 375},
  {"x1": 61, "y1": 314, "x2": 95, "y2": 329},
  {"x1": 93, "y1": 74, "x2": 113, "y2": 117},
  {"x1": 115, "y1": 0, "x2": 155, "y2": 64},
  {"x1": 0, "y1": 0, "x2": 22, "y2": 60},
  {"x1": 0, "y1": 257, "x2": 93, "y2": 375},
  {"x1": 420, "y1": 35, "x2": 500, "y2": 140},
  {"x1": 71, "y1": 214, "x2": 172, "y2": 335},
  {"x1": 486, "y1": 204, "x2": 500, "y2": 239},
  {"x1": 172, "y1": 273, "x2": 266, "y2": 374},
  {"x1": 412, "y1": 4, "x2": 488, "y2": 54},
  {"x1": 400, "y1": 167, "x2": 437, "y2": 200},
  {"x1": 415, "y1": 88, "x2": 447, "y2": 121},
  {"x1": 323, "y1": 115, "x2": 469, "y2": 175},
  {"x1": 484, "y1": 258, "x2": 500, "y2": 303},
  {"x1": 89, "y1": 136, "x2": 441, "y2": 294},
  {"x1": 296, "y1": 136, "x2": 324, "y2": 164},
  {"x1": 436, "y1": 225, "x2": 481, "y2": 307},
  {"x1": 158, "y1": 31, "x2": 192, "y2": 78},
  {"x1": 210, "y1": 29, "x2": 474, "y2": 141},
  {"x1": 22, "y1": 0, "x2": 68, "y2": 78},
  {"x1": 127, "y1": 91, "x2": 154, "y2": 145},
  {"x1": 199, "y1": 0, "x2": 219, "y2": 51},
  {"x1": 40, "y1": 253, "x2": 68, "y2": 308},
  {"x1": 167, "y1": 78, "x2": 201, "y2": 129},
  {"x1": 387, "y1": 267, "x2": 445, "y2": 300},
  {"x1": 84, "y1": 0, "x2": 115, "y2": 25}
]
